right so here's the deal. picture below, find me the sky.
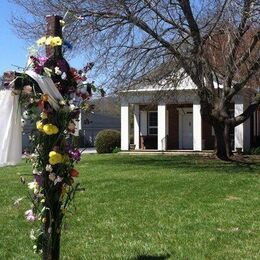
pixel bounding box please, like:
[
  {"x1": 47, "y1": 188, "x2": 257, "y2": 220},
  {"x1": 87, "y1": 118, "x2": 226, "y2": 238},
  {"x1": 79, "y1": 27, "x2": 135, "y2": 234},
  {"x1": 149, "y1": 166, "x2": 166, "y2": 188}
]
[
  {"x1": 0, "y1": 1, "x2": 27, "y2": 74},
  {"x1": 0, "y1": 0, "x2": 86, "y2": 76}
]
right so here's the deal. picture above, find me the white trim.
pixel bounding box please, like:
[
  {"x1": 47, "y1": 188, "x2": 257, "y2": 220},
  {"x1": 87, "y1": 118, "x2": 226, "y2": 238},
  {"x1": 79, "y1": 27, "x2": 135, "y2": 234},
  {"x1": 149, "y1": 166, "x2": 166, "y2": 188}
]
[{"x1": 133, "y1": 105, "x2": 140, "y2": 149}]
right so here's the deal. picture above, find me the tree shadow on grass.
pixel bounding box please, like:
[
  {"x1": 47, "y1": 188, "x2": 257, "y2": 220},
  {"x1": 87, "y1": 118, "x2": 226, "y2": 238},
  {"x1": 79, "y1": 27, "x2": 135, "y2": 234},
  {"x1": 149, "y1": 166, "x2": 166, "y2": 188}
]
[
  {"x1": 93, "y1": 155, "x2": 260, "y2": 175},
  {"x1": 133, "y1": 254, "x2": 170, "y2": 260}
]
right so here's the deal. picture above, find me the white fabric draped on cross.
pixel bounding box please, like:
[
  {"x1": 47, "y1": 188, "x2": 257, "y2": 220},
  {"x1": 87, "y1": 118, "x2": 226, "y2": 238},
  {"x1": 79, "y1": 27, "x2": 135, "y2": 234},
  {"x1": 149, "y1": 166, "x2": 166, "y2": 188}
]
[
  {"x1": 0, "y1": 89, "x2": 22, "y2": 167},
  {"x1": 0, "y1": 71, "x2": 64, "y2": 167},
  {"x1": 25, "y1": 70, "x2": 64, "y2": 110}
]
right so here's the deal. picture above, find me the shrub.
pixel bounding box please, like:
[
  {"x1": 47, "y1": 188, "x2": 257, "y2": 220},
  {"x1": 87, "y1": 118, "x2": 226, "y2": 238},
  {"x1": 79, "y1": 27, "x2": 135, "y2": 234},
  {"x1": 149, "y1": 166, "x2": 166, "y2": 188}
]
[
  {"x1": 112, "y1": 147, "x2": 121, "y2": 153},
  {"x1": 95, "y1": 129, "x2": 121, "y2": 154},
  {"x1": 250, "y1": 146, "x2": 260, "y2": 155}
]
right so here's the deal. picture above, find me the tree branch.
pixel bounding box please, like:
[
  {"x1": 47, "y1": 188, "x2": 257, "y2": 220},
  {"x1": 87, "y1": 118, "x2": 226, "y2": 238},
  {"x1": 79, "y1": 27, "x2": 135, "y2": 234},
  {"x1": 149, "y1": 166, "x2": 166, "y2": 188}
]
[
  {"x1": 177, "y1": 0, "x2": 201, "y2": 50},
  {"x1": 229, "y1": 94, "x2": 260, "y2": 126}
]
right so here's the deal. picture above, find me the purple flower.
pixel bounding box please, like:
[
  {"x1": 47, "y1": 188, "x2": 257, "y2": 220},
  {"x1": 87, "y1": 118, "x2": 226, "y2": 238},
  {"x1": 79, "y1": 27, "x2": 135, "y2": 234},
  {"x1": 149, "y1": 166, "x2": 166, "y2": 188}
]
[
  {"x1": 34, "y1": 174, "x2": 44, "y2": 187},
  {"x1": 25, "y1": 209, "x2": 36, "y2": 222},
  {"x1": 68, "y1": 149, "x2": 81, "y2": 162}
]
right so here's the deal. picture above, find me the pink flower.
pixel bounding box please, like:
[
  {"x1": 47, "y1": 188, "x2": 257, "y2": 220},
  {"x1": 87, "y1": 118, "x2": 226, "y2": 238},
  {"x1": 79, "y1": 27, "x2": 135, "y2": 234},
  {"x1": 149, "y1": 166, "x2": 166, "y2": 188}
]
[
  {"x1": 31, "y1": 56, "x2": 48, "y2": 74},
  {"x1": 25, "y1": 209, "x2": 36, "y2": 222}
]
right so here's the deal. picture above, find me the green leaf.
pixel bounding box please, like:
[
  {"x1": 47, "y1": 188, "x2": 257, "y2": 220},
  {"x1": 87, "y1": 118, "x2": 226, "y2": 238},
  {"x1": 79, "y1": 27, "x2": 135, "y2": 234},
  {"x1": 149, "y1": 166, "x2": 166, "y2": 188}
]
[{"x1": 43, "y1": 67, "x2": 52, "y2": 77}]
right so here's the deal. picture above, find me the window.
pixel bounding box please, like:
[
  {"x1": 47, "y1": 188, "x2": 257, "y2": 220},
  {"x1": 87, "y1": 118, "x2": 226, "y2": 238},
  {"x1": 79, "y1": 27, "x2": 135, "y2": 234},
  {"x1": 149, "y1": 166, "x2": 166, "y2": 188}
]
[{"x1": 148, "y1": 111, "x2": 158, "y2": 135}]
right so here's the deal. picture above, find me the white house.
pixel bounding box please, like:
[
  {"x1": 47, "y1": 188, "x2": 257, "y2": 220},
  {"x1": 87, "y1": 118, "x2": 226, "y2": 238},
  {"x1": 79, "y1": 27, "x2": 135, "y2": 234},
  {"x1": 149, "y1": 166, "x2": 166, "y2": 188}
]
[{"x1": 119, "y1": 74, "x2": 260, "y2": 152}]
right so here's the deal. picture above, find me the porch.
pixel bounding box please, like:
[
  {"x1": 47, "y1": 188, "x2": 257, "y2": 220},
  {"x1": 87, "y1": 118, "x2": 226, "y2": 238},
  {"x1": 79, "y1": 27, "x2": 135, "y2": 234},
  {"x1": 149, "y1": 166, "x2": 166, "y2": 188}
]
[{"x1": 120, "y1": 96, "x2": 253, "y2": 152}]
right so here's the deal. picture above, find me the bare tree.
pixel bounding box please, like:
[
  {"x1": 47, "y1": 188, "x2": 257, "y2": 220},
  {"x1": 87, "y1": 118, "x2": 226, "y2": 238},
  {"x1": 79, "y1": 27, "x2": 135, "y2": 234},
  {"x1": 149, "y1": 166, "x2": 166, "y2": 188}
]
[{"x1": 11, "y1": 0, "x2": 260, "y2": 160}]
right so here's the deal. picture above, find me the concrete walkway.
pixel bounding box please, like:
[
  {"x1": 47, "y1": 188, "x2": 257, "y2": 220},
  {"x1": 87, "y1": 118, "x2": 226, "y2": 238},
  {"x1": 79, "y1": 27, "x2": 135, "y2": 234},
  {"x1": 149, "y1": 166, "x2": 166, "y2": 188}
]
[{"x1": 80, "y1": 148, "x2": 97, "y2": 154}]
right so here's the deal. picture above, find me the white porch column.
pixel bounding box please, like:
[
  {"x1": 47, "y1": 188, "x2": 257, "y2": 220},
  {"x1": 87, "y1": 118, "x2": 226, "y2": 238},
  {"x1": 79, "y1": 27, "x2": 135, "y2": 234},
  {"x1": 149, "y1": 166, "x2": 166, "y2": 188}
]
[
  {"x1": 133, "y1": 104, "x2": 140, "y2": 149},
  {"x1": 121, "y1": 102, "x2": 129, "y2": 150},
  {"x1": 158, "y1": 104, "x2": 167, "y2": 151},
  {"x1": 234, "y1": 97, "x2": 250, "y2": 151},
  {"x1": 235, "y1": 98, "x2": 243, "y2": 151},
  {"x1": 193, "y1": 101, "x2": 202, "y2": 151}
]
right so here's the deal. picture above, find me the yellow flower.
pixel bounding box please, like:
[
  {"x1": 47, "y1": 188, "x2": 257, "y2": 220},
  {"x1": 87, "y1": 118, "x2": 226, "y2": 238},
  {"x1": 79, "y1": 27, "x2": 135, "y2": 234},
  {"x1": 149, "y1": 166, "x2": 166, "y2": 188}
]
[
  {"x1": 43, "y1": 124, "x2": 59, "y2": 135},
  {"x1": 40, "y1": 112, "x2": 48, "y2": 119},
  {"x1": 50, "y1": 37, "x2": 63, "y2": 47},
  {"x1": 49, "y1": 151, "x2": 63, "y2": 165},
  {"x1": 37, "y1": 36, "x2": 47, "y2": 45},
  {"x1": 45, "y1": 36, "x2": 53, "y2": 45},
  {"x1": 36, "y1": 121, "x2": 44, "y2": 132}
]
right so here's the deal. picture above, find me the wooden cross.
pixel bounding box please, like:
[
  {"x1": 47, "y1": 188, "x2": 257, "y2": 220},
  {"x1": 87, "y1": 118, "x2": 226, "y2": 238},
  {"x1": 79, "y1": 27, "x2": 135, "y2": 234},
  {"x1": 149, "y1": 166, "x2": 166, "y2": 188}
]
[{"x1": 46, "y1": 15, "x2": 63, "y2": 58}]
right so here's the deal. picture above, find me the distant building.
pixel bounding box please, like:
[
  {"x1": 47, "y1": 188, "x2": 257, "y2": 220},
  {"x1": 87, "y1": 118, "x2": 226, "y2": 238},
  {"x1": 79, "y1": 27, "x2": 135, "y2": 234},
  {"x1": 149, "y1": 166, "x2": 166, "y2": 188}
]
[{"x1": 79, "y1": 97, "x2": 120, "y2": 147}]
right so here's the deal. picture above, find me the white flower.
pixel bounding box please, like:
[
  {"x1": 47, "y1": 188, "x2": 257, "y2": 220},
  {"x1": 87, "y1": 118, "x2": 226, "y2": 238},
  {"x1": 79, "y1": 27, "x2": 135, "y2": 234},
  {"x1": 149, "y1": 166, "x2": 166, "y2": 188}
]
[
  {"x1": 45, "y1": 164, "x2": 53, "y2": 172},
  {"x1": 59, "y1": 100, "x2": 66, "y2": 106},
  {"x1": 28, "y1": 181, "x2": 36, "y2": 190},
  {"x1": 28, "y1": 181, "x2": 39, "y2": 194},
  {"x1": 21, "y1": 119, "x2": 26, "y2": 127},
  {"x1": 32, "y1": 169, "x2": 41, "y2": 175},
  {"x1": 23, "y1": 111, "x2": 30, "y2": 119},
  {"x1": 54, "y1": 66, "x2": 62, "y2": 75},
  {"x1": 30, "y1": 153, "x2": 38, "y2": 158},
  {"x1": 14, "y1": 197, "x2": 24, "y2": 208},
  {"x1": 30, "y1": 229, "x2": 36, "y2": 240},
  {"x1": 61, "y1": 72, "x2": 67, "y2": 80},
  {"x1": 49, "y1": 173, "x2": 56, "y2": 181},
  {"x1": 69, "y1": 104, "x2": 76, "y2": 111},
  {"x1": 54, "y1": 176, "x2": 63, "y2": 185}
]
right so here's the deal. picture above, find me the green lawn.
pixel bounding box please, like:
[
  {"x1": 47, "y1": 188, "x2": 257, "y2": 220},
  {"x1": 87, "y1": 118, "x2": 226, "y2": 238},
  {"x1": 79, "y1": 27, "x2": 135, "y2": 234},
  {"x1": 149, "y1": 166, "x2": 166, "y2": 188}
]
[{"x1": 0, "y1": 154, "x2": 259, "y2": 259}]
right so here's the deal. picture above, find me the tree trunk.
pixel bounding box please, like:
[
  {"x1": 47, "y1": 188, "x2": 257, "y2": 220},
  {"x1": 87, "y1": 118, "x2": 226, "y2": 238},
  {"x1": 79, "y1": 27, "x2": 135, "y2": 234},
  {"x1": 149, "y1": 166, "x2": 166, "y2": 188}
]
[
  {"x1": 224, "y1": 123, "x2": 233, "y2": 158},
  {"x1": 213, "y1": 122, "x2": 232, "y2": 160}
]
